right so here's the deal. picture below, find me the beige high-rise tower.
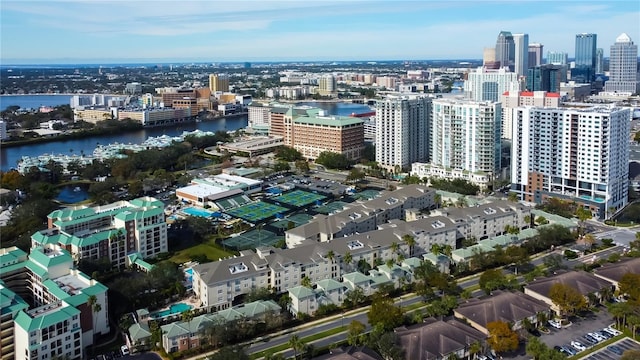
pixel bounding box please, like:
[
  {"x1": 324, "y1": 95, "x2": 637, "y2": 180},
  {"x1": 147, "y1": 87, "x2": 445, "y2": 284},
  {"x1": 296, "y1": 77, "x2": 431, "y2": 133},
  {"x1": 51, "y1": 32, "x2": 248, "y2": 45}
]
[{"x1": 209, "y1": 74, "x2": 229, "y2": 92}]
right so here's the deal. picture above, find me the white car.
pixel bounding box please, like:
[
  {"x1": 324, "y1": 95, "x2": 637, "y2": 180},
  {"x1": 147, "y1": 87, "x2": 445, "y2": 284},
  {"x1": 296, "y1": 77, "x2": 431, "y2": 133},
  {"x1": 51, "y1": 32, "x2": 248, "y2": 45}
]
[
  {"x1": 589, "y1": 332, "x2": 606, "y2": 342},
  {"x1": 120, "y1": 345, "x2": 130, "y2": 356},
  {"x1": 548, "y1": 320, "x2": 562, "y2": 329},
  {"x1": 603, "y1": 327, "x2": 622, "y2": 336},
  {"x1": 571, "y1": 341, "x2": 587, "y2": 352}
]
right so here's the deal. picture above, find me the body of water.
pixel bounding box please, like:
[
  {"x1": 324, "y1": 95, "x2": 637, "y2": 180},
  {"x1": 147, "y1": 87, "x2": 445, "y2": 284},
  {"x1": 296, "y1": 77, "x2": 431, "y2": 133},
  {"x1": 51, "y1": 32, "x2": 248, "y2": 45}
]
[
  {"x1": 0, "y1": 116, "x2": 248, "y2": 171},
  {"x1": 56, "y1": 185, "x2": 90, "y2": 203},
  {"x1": 0, "y1": 94, "x2": 73, "y2": 111},
  {"x1": 0, "y1": 101, "x2": 372, "y2": 172}
]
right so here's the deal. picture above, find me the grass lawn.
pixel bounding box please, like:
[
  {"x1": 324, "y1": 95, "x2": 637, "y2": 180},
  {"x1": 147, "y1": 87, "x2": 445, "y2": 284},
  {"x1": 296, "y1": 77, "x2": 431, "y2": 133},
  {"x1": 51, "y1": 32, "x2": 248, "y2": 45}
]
[{"x1": 169, "y1": 242, "x2": 234, "y2": 264}]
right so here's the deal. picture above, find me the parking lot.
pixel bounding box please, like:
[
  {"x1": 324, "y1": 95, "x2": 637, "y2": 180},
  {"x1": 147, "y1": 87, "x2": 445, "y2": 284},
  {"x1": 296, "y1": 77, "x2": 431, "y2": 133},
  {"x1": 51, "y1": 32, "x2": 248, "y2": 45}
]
[
  {"x1": 580, "y1": 338, "x2": 640, "y2": 360},
  {"x1": 540, "y1": 310, "x2": 615, "y2": 350}
]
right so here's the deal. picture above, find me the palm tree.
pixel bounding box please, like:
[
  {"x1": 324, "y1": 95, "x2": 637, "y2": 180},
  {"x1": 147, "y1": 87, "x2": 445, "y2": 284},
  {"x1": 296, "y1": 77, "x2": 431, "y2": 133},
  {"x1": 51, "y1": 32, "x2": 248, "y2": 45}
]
[
  {"x1": 431, "y1": 243, "x2": 441, "y2": 256},
  {"x1": 343, "y1": 252, "x2": 353, "y2": 272},
  {"x1": 289, "y1": 334, "x2": 305, "y2": 360},
  {"x1": 87, "y1": 295, "x2": 102, "y2": 355},
  {"x1": 390, "y1": 241, "x2": 400, "y2": 256},
  {"x1": 326, "y1": 250, "x2": 335, "y2": 263},
  {"x1": 468, "y1": 341, "x2": 482, "y2": 360},
  {"x1": 403, "y1": 234, "x2": 416, "y2": 257},
  {"x1": 300, "y1": 276, "x2": 312, "y2": 288}
]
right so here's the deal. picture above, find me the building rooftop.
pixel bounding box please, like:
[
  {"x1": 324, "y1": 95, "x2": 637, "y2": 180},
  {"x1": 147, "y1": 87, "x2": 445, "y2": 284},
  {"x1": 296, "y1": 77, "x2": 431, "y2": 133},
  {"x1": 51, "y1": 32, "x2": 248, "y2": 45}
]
[
  {"x1": 454, "y1": 291, "x2": 549, "y2": 332},
  {"x1": 395, "y1": 318, "x2": 486, "y2": 360},
  {"x1": 593, "y1": 257, "x2": 640, "y2": 284},
  {"x1": 525, "y1": 270, "x2": 613, "y2": 298}
]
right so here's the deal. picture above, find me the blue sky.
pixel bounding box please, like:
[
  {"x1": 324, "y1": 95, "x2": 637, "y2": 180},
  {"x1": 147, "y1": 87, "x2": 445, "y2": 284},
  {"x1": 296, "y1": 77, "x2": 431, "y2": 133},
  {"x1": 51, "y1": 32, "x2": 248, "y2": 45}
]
[{"x1": 1, "y1": 0, "x2": 639, "y2": 64}]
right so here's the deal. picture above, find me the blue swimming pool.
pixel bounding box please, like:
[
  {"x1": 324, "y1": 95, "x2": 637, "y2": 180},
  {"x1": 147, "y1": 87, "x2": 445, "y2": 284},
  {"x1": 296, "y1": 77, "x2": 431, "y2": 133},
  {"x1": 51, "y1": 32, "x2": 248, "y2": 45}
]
[
  {"x1": 183, "y1": 207, "x2": 214, "y2": 217},
  {"x1": 150, "y1": 302, "x2": 192, "y2": 319}
]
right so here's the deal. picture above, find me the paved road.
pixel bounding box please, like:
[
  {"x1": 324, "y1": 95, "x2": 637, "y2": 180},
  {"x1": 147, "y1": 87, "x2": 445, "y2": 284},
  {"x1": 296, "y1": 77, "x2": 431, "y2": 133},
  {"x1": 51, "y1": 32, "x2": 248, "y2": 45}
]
[
  {"x1": 595, "y1": 228, "x2": 637, "y2": 248},
  {"x1": 245, "y1": 238, "x2": 627, "y2": 358}
]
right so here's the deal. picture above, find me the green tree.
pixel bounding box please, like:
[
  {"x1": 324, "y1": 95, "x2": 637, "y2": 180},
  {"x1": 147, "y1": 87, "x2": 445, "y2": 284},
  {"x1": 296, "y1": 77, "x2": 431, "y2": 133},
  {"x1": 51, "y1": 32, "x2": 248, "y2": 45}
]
[
  {"x1": 273, "y1": 160, "x2": 291, "y2": 172},
  {"x1": 479, "y1": 268, "x2": 506, "y2": 294},
  {"x1": 295, "y1": 160, "x2": 310, "y2": 173},
  {"x1": 487, "y1": 321, "x2": 519, "y2": 354},
  {"x1": 289, "y1": 334, "x2": 305, "y2": 360},
  {"x1": 343, "y1": 252, "x2": 353, "y2": 271},
  {"x1": 575, "y1": 207, "x2": 592, "y2": 237},
  {"x1": 619, "y1": 272, "x2": 640, "y2": 304},
  {"x1": 274, "y1": 146, "x2": 303, "y2": 161},
  {"x1": 402, "y1": 234, "x2": 416, "y2": 257},
  {"x1": 300, "y1": 276, "x2": 312, "y2": 288},
  {"x1": 548, "y1": 283, "x2": 587, "y2": 319},
  {"x1": 315, "y1": 151, "x2": 352, "y2": 170},
  {"x1": 367, "y1": 295, "x2": 404, "y2": 331},
  {"x1": 347, "y1": 320, "x2": 366, "y2": 346},
  {"x1": 343, "y1": 286, "x2": 366, "y2": 308},
  {"x1": 87, "y1": 295, "x2": 102, "y2": 355},
  {"x1": 346, "y1": 168, "x2": 366, "y2": 183}
]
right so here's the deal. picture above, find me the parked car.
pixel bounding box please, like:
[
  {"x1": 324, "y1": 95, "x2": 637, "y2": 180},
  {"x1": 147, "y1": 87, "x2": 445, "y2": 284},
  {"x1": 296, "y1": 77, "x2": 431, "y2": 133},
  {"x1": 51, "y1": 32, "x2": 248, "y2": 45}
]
[
  {"x1": 597, "y1": 330, "x2": 613, "y2": 339},
  {"x1": 548, "y1": 320, "x2": 562, "y2": 329},
  {"x1": 583, "y1": 334, "x2": 598, "y2": 344},
  {"x1": 603, "y1": 327, "x2": 622, "y2": 336},
  {"x1": 571, "y1": 341, "x2": 587, "y2": 352},
  {"x1": 589, "y1": 332, "x2": 606, "y2": 342},
  {"x1": 120, "y1": 345, "x2": 130, "y2": 356},
  {"x1": 607, "y1": 345, "x2": 624, "y2": 355},
  {"x1": 562, "y1": 346, "x2": 577, "y2": 356}
]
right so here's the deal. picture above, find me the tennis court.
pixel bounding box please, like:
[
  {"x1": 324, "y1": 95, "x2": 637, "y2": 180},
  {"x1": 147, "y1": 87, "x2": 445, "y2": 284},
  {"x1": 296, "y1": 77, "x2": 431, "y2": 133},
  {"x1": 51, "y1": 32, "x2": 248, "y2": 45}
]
[
  {"x1": 222, "y1": 229, "x2": 282, "y2": 250},
  {"x1": 271, "y1": 213, "x2": 314, "y2": 230},
  {"x1": 352, "y1": 189, "x2": 380, "y2": 200},
  {"x1": 276, "y1": 190, "x2": 326, "y2": 207},
  {"x1": 226, "y1": 201, "x2": 288, "y2": 223},
  {"x1": 315, "y1": 201, "x2": 349, "y2": 215}
]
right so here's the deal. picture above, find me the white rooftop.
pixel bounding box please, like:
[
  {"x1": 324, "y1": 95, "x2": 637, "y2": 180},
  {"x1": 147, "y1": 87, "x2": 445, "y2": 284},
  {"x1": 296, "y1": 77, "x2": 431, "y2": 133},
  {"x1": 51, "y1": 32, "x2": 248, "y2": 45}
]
[
  {"x1": 616, "y1": 33, "x2": 632, "y2": 43},
  {"x1": 178, "y1": 183, "x2": 227, "y2": 198}
]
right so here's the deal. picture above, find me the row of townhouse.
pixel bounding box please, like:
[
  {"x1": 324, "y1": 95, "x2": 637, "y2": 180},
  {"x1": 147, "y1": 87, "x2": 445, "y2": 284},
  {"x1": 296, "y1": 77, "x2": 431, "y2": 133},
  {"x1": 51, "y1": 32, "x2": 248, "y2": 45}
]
[
  {"x1": 126, "y1": 300, "x2": 280, "y2": 354},
  {"x1": 192, "y1": 200, "x2": 532, "y2": 311},
  {"x1": 0, "y1": 245, "x2": 109, "y2": 360},
  {"x1": 30, "y1": 197, "x2": 168, "y2": 268},
  {"x1": 285, "y1": 184, "x2": 438, "y2": 247}
]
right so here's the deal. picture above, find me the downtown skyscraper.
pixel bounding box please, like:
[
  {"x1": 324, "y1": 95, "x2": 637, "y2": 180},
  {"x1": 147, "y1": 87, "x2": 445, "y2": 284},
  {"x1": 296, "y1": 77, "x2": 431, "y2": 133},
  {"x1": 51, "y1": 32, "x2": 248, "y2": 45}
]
[
  {"x1": 513, "y1": 33, "x2": 529, "y2": 76},
  {"x1": 528, "y1": 43, "x2": 543, "y2": 68},
  {"x1": 604, "y1": 33, "x2": 639, "y2": 94},
  {"x1": 495, "y1": 31, "x2": 515, "y2": 70},
  {"x1": 572, "y1": 33, "x2": 597, "y2": 83}
]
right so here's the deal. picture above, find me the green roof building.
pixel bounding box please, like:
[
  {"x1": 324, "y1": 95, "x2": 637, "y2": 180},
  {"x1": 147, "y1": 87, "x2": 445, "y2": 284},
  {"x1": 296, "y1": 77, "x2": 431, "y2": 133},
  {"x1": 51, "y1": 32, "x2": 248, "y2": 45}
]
[
  {"x1": 0, "y1": 245, "x2": 110, "y2": 360},
  {"x1": 33, "y1": 196, "x2": 168, "y2": 269}
]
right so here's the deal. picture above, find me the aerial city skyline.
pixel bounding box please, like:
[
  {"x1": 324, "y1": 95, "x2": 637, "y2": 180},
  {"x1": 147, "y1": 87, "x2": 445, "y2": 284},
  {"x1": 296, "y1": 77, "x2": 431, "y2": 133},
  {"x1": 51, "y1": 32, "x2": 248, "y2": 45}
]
[{"x1": 0, "y1": 1, "x2": 639, "y2": 64}]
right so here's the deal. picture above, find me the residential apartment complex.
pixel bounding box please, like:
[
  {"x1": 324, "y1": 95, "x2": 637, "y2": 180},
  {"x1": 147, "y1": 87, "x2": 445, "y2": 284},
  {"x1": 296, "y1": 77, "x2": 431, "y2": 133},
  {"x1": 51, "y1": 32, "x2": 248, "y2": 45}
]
[
  {"x1": 375, "y1": 94, "x2": 432, "y2": 171},
  {"x1": 1, "y1": 246, "x2": 109, "y2": 360},
  {"x1": 464, "y1": 66, "x2": 520, "y2": 102},
  {"x1": 269, "y1": 106, "x2": 364, "y2": 161},
  {"x1": 208, "y1": 74, "x2": 229, "y2": 92},
  {"x1": 192, "y1": 195, "x2": 531, "y2": 312},
  {"x1": 510, "y1": 106, "x2": 631, "y2": 218},
  {"x1": 430, "y1": 99, "x2": 502, "y2": 178},
  {"x1": 500, "y1": 91, "x2": 560, "y2": 140},
  {"x1": 31, "y1": 197, "x2": 168, "y2": 267}
]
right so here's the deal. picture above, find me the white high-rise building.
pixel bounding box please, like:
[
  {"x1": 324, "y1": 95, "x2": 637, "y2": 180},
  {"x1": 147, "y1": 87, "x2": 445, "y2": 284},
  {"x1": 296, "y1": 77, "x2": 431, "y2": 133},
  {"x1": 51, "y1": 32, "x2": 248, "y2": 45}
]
[
  {"x1": 375, "y1": 94, "x2": 432, "y2": 171},
  {"x1": 0, "y1": 120, "x2": 7, "y2": 140},
  {"x1": 431, "y1": 99, "x2": 502, "y2": 176},
  {"x1": 604, "y1": 33, "x2": 639, "y2": 94},
  {"x1": 247, "y1": 102, "x2": 271, "y2": 132},
  {"x1": 511, "y1": 106, "x2": 630, "y2": 219},
  {"x1": 513, "y1": 33, "x2": 530, "y2": 76},
  {"x1": 464, "y1": 66, "x2": 521, "y2": 102},
  {"x1": 500, "y1": 91, "x2": 560, "y2": 140}
]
